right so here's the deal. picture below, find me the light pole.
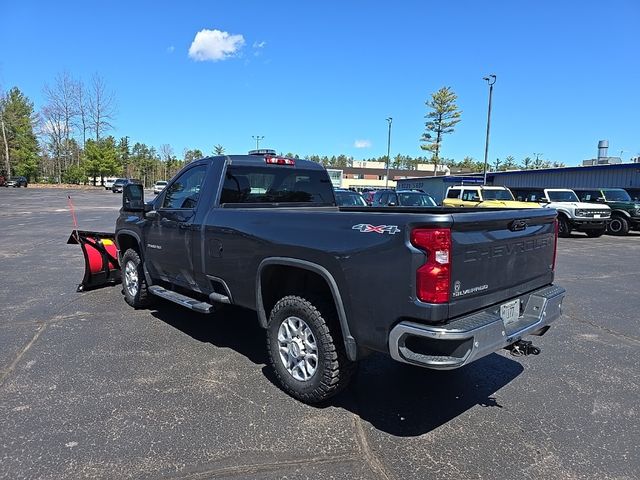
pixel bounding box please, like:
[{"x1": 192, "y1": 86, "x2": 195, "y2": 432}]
[
  {"x1": 252, "y1": 135, "x2": 264, "y2": 150},
  {"x1": 482, "y1": 74, "x2": 496, "y2": 185},
  {"x1": 385, "y1": 117, "x2": 392, "y2": 188}
]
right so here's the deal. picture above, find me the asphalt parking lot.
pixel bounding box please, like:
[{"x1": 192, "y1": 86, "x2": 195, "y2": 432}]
[{"x1": 1, "y1": 187, "x2": 638, "y2": 480}]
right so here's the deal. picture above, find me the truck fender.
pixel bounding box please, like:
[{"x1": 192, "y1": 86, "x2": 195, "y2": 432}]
[
  {"x1": 256, "y1": 257, "x2": 357, "y2": 361},
  {"x1": 116, "y1": 229, "x2": 153, "y2": 286},
  {"x1": 611, "y1": 209, "x2": 631, "y2": 219}
]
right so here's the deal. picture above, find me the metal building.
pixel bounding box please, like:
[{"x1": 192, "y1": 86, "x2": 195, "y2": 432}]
[
  {"x1": 397, "y1": 163, "x2": 640, "y2": 203},
  {"x1": 488, "y1": 163, "x2": 640, "y2": 190}
]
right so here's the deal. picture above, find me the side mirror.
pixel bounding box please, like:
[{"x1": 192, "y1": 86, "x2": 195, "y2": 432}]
[
  {"x1": 123, "y1": 182, "x2": 145, "y2": 212},
  {"x1": 596, "y1": 197, "x2": 605, "y2": 203}
]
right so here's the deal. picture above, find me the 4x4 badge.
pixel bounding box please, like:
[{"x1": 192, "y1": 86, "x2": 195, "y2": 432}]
[{"x1": 352, "y1": 224, "x2": 400, "y2": 235}]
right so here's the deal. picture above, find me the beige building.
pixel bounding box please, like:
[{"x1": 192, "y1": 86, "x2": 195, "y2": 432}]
[{"x1": 328, "y1": 162, "x2": 450, "y2": 191}]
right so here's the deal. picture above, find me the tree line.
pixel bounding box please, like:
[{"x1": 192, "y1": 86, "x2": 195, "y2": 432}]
[
  {"x1": 0, "y1": 75, "x2": 563, "y2": 187},
  {"x1": 0, "y1": 72, "x2": 227, "y2": 187}
]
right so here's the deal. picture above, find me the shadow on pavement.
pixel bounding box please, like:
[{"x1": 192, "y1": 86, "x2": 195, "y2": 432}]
[
  {"x1": 150, "y1": 302, "x2": 524, "y2": 437},
  {"x1": 336, "y1": 351, "x2": 523, "y2": 437}
]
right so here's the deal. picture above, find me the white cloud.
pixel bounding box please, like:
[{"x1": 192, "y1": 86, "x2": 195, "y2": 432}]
[
  {"x1": 252, "y1": 41, "x2": 266, "y2": 49},
  {"x1": 188, "y1": 29, "x2": 245, "y2": 62},
  {"x1": 354, "y1": 139, "x2": 372, "y2": 148},
  {"x1": 167, "y1": 45, "x2": 175, "y2": 54}
]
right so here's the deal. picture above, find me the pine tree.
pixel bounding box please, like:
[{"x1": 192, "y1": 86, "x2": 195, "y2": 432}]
[{"x1": 420, "y1": 87, "x2": 461, "y2": 175}]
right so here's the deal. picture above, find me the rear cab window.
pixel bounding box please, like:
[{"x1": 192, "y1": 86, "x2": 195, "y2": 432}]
[{"x1": 220, "y1": 166, "x2": 335, "y2": 206}]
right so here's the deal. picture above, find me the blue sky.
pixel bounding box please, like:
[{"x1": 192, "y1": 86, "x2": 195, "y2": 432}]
[{"x1": 1, "y1": 0, "x2": 638, "y2": 166}]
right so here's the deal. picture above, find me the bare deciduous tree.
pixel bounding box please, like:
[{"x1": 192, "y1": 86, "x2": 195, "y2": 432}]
[
  {"x1": 42, "y1": 71, "x2": 79, "y2": 171},
  {"x1": 88, "y1": 74, "x2": 116, "y2": 141},
  {"x1": 74, "y1": 79, "x2": 89, "y2": 148}
]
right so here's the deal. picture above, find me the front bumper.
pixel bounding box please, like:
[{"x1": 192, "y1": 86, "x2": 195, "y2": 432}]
[
  {"x1": 389, "y1": 285, "x2": 565, "y2": 370},
  {"x1": 573, "y1": 219, "x2": 609, "y2": 229}
]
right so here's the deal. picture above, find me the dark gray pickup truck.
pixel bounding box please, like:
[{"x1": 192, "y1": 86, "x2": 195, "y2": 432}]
[{"x1": 115, "y1": 152, "x2": 565, "y2": 403}]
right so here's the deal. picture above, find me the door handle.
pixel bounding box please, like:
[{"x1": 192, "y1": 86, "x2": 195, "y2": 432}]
[{"x1": 179, "y1": 224, "x2": 192, "y2": 230}]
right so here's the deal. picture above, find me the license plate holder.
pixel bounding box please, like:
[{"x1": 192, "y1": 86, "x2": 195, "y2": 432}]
[{"x1": 500, "y1": 299, "x2": 520, "y2": 326}]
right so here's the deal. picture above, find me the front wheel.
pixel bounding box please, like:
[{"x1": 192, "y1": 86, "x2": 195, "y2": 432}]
[
  {"x1": 121, "y1": 248, "x2": 154, "y2": 308},
  {"x1": 607, "y1": 216, "x2": 629, "y2": 236},
  {"x1": 266, "y1": 295, "x2": 356, "y2": 404},
  {"x1": 558, "y1": 216, "x2": 572, "y2": 238}
]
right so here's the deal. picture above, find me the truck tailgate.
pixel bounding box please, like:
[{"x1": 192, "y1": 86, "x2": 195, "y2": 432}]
[{"x1": 447, "y1": 208, "x2": 557, "y2": 318}]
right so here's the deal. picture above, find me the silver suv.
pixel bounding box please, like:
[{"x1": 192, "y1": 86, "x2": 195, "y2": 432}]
[{"x1": 511, "y1": 188, "x2": 610, "y2": 237}]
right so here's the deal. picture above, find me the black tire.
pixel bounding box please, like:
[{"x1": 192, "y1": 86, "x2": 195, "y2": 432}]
[
  {"x1": 558, "y1": 215, "x2": 572, "y2": 238},
  {"x1": 586, "y1": 229, "x2": 605, "y2": 238},
  {"x1": 121, "y1": 248, "x2": 154, "y2": 308},
  {"x1": 607, "y1": 216, "x2": 629, "y2": 236},
  {"x1": 266, "y1": 295, "x2": 356, "y2": 404}
]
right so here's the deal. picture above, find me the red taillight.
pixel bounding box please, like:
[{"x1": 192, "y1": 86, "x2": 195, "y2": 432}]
[
  {"x1": 410, "y1": 228, "x2": 451, "y2": 303},
  {"x1": 552, "y1": 217, "x2": 559, "y2": 270},
  {"x1": 265, "y1": 156, "x2": 295, "y2": 166}
]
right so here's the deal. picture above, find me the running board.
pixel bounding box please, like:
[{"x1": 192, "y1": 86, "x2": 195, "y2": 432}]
[{"x1": 148, "y1": 286, "x2": 214, "y2": 313}]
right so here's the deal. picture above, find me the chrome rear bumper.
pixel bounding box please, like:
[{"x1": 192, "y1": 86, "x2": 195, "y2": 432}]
[{"x1": 389, "y1": 285, "x2": 565, "y2": 370}]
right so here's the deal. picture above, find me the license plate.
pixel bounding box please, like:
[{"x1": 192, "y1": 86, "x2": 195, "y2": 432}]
[
  {"x1": 500, "y1": 299, "x2": 520, "y2": 325},
  {"x1": 594, "y1": 214, "x2": 600, "y2": 218}
]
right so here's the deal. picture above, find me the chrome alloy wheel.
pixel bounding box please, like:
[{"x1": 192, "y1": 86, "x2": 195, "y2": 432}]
[
  {"x1": 124, "y1": 260, "x2": 139, "y2": 297},
  {"x1": 277, "y1": 316, "x2": 318, "y2": 382}
]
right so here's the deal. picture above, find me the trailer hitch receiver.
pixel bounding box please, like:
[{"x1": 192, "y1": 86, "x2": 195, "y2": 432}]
[{"x1": 506, "y1": 339, "x2": 541, "y2": 357}]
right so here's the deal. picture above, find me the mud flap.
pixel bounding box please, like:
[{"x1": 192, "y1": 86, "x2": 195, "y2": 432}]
[{"x1": 67, "y1": 230, "x2": 121, "y2": 291}]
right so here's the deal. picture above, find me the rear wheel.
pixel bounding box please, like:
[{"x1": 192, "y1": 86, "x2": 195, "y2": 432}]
[
  {"x1": 558, "y1": 215, "x2": 572, "y2": 237},
  {"x1": 121, "y1": 248, "x2": 154, "y2": 308},
  {"x1": 607, "y1": 216, "x2": 629, "y2": 236},
  {"x1": 266, "y1": 295, "x2": 356, "y2": 404},
  {"x1": 586, "y1": 229, "x2": 605, "y2": 238}
]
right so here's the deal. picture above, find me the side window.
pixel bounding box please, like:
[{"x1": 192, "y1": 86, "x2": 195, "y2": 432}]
[
  {"x1": 462, "y1": 189, "x2": 480, "y2": 202},
  {"x1": 388, "y1": 193, "x2": 398, "y2": 205},
  {"x1": 379, "y1": 192, "x2": 389, "y2": 205},
  {"x1": 446, "y1": 189, "x2": 461, "y2": 199},
  {"x1": 580, "y1": 190, "x2": 598, "y2": 202},
  {"x1": 162, "y1": 165, "x2": 207, "y2": 209}
]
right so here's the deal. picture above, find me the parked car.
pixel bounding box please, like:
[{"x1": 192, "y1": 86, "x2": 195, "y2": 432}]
[
  {"x1": 104, "y1": 177, "x2": 118, "y2": 190},
  {"x1": 511, "y1": 187, "x2": 610, "y2": 237},
  {"x1": 360, "y1": 189, "x2": 378, "y2": 206},
  {"x1": 5, "y1": 176, "x2": 28, "y2": 188},
  {"x1": 334, "y1": 189, "x2": 367, "y2": 206},
  {"x1": 372, "y1": 189, "x2": 437, "y2": 207},
  {"x1": 153, "y1": 180, "x2": 168, "y2": 195},
  {"x1": 573, "y1": 188, "x2": 640, "y2": 235},
  {"x1": 443, "y1": 185, "x2": 539, "y2": 209},
  {"x1": 112, "y1": 178, "x2": 140, "y2": 193}
]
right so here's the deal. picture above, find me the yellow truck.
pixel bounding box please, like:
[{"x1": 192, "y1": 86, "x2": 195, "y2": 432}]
[{"x1": 442, "y1": 185, "x2": 541, "y2": 209}]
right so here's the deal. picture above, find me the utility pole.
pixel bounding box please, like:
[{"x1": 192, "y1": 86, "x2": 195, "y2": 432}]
[
  {"x1": 482, "y1": 74, "x2": 496, "y2": 185},
  {"x1": 385, "y1": 117, "x2": 392, "y2": 188},
  {"x1": 0, "y1": 111, "x2": 10, "y2": 177},
  {"x1": 252, "y1": 135, "x2": 264, "y2": 150}
]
